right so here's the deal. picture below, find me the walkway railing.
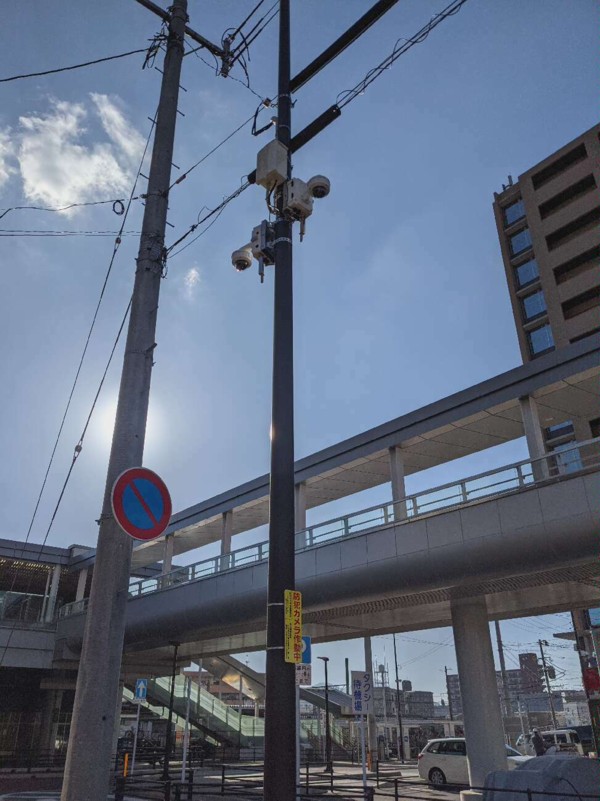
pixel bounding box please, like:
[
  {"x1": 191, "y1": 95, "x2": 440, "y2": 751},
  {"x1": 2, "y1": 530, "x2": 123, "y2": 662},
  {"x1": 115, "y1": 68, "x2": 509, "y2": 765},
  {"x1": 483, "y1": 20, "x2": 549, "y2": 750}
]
[{"x1": 58, "y1": 437, "x2": 600, "y2": 619}]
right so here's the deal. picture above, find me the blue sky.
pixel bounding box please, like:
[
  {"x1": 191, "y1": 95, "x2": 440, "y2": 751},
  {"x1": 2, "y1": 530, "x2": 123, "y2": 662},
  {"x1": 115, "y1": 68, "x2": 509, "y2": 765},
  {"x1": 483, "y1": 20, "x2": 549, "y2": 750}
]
[{"x1": 1, "y1": 0, "x2": 597, "y2": 695}]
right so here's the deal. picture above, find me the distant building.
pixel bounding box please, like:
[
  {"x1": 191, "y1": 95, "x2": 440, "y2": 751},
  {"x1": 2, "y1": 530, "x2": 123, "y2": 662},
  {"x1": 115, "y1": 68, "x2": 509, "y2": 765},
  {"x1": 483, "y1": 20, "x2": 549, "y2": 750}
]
[
  {"x1": 563, "y1": 700, "x2": 592, "y2": 727},
  {"x1": 448, "y1": 652, "x2": 544, "y2": 716}
]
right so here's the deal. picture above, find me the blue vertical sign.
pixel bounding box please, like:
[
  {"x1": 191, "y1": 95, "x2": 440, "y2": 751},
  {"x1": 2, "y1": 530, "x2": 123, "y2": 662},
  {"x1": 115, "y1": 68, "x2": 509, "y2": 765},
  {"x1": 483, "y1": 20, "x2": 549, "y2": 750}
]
[
  {"x1": 135, "y1": 678, "x2": 148, "y2": 701},
  {"x1": 301, "y1": 636, "x2": 312, "y2": 665}
]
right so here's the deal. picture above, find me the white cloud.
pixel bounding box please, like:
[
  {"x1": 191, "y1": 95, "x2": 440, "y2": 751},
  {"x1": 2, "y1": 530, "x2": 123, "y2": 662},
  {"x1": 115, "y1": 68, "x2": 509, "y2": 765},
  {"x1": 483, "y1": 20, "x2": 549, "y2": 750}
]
[
  {"x1": 90, "y1": 93, "x2": 145, "y2": 165},
  {"x1": 183, "y1": 266, "x2": 201, "y2": 299},
  {"x1": 16, "y1": 95, "x2": 144, "y2": 212},
  {"x1": 0, "y1": 129, "x2": 16, "y2": 189}
]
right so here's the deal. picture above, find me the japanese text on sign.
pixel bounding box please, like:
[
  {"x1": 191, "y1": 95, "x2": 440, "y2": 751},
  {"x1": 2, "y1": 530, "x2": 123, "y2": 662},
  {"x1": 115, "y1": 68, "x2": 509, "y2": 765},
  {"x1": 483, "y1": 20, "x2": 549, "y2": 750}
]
[
  {"x1": 351, "y1": 670, "x2": 373, "y2": 714},
  {"x1": 284, "y1": 589, "x2": 303, "y2": 663}
]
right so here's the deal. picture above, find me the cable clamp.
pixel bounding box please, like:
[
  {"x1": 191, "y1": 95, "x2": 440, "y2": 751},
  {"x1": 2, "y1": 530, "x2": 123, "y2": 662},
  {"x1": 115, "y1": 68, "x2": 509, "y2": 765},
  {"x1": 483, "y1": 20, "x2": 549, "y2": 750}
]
[{"x1": 272, "y1": 237, "x2": 292, "y2": 246}]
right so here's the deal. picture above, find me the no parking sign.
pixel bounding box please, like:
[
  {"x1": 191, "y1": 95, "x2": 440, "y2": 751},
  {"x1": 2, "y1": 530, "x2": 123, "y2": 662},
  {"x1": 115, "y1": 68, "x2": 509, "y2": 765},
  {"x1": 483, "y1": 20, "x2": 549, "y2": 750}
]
[{"x1": 111, "y1": 467, "x2": 172, "y2": 541}]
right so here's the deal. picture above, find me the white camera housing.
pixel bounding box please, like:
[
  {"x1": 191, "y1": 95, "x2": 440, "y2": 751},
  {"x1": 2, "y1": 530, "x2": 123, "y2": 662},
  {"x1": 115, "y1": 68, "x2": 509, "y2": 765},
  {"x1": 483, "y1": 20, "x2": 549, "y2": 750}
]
[
  {"x1": 283, "y1": 178, "x2": 314, "y2": 220},
  {"x1": 307, "y1": 175, "x2": 331, "y2": 199},
  {"x1": 231, "y1": 246, "x2": 253, "y2": 272}
]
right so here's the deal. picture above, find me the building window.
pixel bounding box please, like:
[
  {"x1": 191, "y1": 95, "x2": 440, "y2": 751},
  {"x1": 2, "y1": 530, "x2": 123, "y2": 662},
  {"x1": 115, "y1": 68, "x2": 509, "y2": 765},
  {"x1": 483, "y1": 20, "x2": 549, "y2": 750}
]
[
  {"x1": 562, "y1": 285, "x2": 600, "y2": 320},
  {"x1": 554, "y1": 245, "x2": 600, "y2": 284},
  {"x1": 522, "y1": 290, "x2": 547, "y2": 321},
  {"x1": 510, "y1": 228, "x2": 533, "y2": 257},
  {"x1": 545, "y1": 421, "x2": 574, "y2": 440},
  {"x1": 504, "y1": 199, "x2": 525, "y2": 227},
  {"x1": 550, "y1": 441, "x2": 583, "y2": 474},
  {"x1": 538, "y1": 174, "x2": 597, "y2": 220},
  {"x1": 590, "y1": 418, "x2": 600, "y2": 439},
  {"x1": 515, "y1": 258, "x2": 539, "y2": 288},
  {"x1": 531, "y1": 143, "x2": 587, "y2": 190},
  {"x1": 546, "y1": 206, "x2": 600, "y2": 251},
  {"x1": 527, "y1": 323, "x2": 554, "y2": 356}
]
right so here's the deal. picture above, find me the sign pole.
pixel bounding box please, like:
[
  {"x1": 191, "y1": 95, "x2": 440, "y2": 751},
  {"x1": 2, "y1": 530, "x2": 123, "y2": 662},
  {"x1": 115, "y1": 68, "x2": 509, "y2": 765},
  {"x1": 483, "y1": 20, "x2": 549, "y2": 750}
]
[
  {"x1": 181, "y1": 675, "x2": 192, "y2": 783},
  {"x1": 360, "y1": 713, "x2": 367, "y2": 791},
  {"x1": 131, "y1": 701, "x2": 141, "y2": 775},
  {"x1": 295, "y1": 683, "x2": 300, "y2": 799}
]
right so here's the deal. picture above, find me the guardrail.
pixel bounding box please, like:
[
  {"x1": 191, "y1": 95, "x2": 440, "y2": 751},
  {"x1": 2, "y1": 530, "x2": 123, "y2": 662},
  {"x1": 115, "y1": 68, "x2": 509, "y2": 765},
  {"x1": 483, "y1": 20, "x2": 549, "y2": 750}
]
[{"x1": 58, "y1": 437, "x2": 600, "y2": 619}]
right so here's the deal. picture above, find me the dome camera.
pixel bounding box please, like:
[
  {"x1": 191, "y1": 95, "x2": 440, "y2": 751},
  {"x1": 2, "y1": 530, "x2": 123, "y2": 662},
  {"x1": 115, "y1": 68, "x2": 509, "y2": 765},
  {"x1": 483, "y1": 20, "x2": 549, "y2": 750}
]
[
  {"x1": 231, "y1": 246, "x2": 253, "y2": 272},
  {"x1": 307, "y1": 175, "x2": 331, "y2": 199}
]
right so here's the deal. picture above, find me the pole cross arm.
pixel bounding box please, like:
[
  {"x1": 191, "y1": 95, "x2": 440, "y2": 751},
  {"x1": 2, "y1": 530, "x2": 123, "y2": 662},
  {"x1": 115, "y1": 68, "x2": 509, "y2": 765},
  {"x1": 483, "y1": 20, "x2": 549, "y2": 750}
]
[{"x1": 134, "y1": 0, "x2": 225, "y2": 58}]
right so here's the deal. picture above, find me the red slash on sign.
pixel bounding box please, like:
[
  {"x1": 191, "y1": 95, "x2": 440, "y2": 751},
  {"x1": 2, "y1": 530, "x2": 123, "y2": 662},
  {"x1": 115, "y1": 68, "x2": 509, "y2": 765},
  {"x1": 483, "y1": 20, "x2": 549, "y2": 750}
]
[{"x1": 111, "y1": 467, "x2": 172, "y2": 541}]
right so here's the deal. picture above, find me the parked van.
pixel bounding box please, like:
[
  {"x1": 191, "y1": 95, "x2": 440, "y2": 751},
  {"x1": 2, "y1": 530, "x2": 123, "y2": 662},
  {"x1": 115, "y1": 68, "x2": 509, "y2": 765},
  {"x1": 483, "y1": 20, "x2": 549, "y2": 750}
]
[{"x1": 516, "y1": 729, "x2": 583, "y2": 756}]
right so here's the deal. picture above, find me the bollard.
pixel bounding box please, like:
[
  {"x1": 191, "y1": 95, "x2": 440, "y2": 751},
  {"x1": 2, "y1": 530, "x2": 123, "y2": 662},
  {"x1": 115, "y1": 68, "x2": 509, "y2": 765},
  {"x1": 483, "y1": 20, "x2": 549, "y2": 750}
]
[
  {"x1": 164, "y1": 779, "x2": 171, "y2": 801},
  {"x1": 394, "y1": 777, "x2": 399, "y2": 801},
  {"x1": 365, "y1": 787, "x2": 375, "y2": 801},
  {"x1": 305, "y1": 761, "x2": 310, "y2": 791},
  {"x1": 376, "y1": 758, "x2": 380, "y2": 788},
  {"x1": 114, "y1": 776, "x2": 126, "y2": 801}
]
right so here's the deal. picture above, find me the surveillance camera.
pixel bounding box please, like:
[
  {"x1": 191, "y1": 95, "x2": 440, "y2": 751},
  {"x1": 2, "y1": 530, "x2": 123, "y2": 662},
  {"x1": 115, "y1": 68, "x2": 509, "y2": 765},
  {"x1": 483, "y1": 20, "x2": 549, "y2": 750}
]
[
  {"x1": 231, "y1": 247, "x2": 253, "y2": 272},
  {"x1": 307, "y1": 175, "x2": 331, "y2": 199}
]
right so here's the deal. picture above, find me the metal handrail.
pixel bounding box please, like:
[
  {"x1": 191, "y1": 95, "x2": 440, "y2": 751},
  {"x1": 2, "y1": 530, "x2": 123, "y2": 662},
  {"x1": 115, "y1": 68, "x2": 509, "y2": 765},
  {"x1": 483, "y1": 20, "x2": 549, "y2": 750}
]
[{"x1": 57, "y1": 437, "x2": 600, "y2": 618}]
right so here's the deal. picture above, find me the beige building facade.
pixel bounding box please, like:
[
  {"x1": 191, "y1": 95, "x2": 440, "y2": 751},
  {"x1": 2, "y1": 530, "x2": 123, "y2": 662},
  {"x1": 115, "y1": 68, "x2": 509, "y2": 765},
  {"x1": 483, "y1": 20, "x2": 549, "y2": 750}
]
[{"x1": 493, "y1": 122, "x2": 600, "y2": 446}]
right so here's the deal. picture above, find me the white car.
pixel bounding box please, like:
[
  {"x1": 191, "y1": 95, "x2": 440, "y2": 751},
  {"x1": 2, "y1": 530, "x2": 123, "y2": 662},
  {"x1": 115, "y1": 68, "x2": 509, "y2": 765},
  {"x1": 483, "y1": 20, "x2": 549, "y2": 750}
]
[{"x1": 418, "y1": 737, "x2": 532, "y2": 786}]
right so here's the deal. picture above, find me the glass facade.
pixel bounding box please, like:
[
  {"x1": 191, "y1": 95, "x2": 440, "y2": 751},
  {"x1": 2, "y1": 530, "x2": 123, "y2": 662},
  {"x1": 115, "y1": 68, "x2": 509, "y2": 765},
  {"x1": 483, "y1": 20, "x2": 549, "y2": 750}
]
[
  {"x1": 551, "y1": 441, "x2": 583, "y2": 474},
  {"x1": 527, "y1": 323, "x2": 554, "y2": 356},
  {"x1": 515, "y1": 258, "x2": 539, "y2": 287},
  {"x1": 504, "y1": 199, "x2": 525, "y2": 226},
  {"x1": 545, "y1": 421, "x2": 574, "y2": 439},
  {"x1": 522, "y1": 290, "x2": 547, "y2": 321},
  {"x1": 510, "y1": 228, "x2": 533, "y2": 256}
]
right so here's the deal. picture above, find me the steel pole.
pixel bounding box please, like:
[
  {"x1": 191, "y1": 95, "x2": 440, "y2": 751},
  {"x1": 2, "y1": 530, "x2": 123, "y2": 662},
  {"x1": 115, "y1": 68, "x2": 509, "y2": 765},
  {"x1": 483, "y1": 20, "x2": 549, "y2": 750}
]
[
  {"x1": 392, "y1": 635, "x2": 404, "y2": 763},
  {"x1": 263, "y1": 2, "x2": 295, "y2": 800},
  {"x1": 321, "y1": 658, "x2": 332, "y2": 773},
  {"x1": 538, "y1": 640, "x2": 558, "y2": 730},
  {"x1": 131, "y1": 701, "x2": 141, "y2": 775},
  {"x1": 60, "y1": 4, "x2": 187, "y2": 799},
  {"x1": 163, "y1": 642, "x2": 180, "y2": 780}
]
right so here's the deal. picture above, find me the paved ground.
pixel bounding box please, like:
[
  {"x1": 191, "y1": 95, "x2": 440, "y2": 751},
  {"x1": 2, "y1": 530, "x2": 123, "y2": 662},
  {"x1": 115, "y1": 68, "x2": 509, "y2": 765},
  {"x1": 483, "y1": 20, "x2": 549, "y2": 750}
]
[{"x1": 0, "y1": 761, "x2": 459, "y2": 801}]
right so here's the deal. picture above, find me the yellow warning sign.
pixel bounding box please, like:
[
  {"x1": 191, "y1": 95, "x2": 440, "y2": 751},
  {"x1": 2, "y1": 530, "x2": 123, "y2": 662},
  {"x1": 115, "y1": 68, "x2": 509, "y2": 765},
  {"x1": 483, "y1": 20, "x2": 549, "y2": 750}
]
[{"x1": 284, "y1": 589, "x2": 302, "y2": 663}]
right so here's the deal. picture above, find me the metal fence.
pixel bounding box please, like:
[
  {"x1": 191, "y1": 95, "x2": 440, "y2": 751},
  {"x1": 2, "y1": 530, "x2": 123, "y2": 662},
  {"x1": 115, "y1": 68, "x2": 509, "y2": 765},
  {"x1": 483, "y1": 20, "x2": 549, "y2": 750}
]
[{"x1": 58, "y1": 437, "x2": 600, "y2": 620}]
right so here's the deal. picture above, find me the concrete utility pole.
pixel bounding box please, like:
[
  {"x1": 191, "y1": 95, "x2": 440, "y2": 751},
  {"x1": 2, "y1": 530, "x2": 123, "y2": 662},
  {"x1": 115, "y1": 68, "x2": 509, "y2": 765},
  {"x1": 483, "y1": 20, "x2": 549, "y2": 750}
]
[
  {"x1": 263, "y1": 2, "x2": 296, "y2": 800},
  {"x1": 392, "y1": 634, "x2": 405, "y2": 762},
  {"x1": 538, "y1": 639, "x2": 558, "y2": 730},
  {"x1": 60, "y1": 4, "x2": 187, "y2": 799},
  {"x1": 444, "y1": 666, "x2": 454, "y2": 721},
  {"x1": 495, "y1": 620, "x2": 512, "y2": 716},
  {"x1": 363, "y1": 637, "x2": 378, "y2": 766}
]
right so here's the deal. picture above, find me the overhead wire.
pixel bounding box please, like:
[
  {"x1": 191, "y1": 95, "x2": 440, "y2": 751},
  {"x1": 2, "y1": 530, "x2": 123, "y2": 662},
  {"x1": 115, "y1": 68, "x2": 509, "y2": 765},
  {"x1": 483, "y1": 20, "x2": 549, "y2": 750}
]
[
  {"x1": 335, "y1": 0, "x2": 469, "y2": 109},
  {"x1": 166, "y1": 180, "x2": 251, "y2": 258},
  {"x1": 0, "y1": 197, "x2": 146, "y2": 221},
  {"x1": 0, "y1": 230, "x2": 141, "y2": 237},
  {"x1": 15, "y1": 107, "x2": 157, "y2": 563},
  {"x1": 0, "y1": 48, "x2": 149, "y2": 83},
  {"x1": 0, "y1": 297, "x2": 132, "y2": 668}
]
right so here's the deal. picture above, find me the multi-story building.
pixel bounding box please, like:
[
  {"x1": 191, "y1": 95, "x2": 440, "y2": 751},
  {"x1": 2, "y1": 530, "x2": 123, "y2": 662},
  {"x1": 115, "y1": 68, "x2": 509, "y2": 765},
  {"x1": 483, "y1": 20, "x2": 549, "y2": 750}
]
[
  {"x1": 493, "y1": 123, "x2": 600, "y2": 381},
  {"x1": 447, "y1": 653, "x2": 543, "y2": 717}
]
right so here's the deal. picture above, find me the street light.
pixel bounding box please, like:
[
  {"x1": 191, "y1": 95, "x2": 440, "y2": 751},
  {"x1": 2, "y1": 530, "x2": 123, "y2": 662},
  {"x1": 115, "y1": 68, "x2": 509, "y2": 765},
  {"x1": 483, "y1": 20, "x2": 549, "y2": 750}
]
[{"x1": 317, "y1": 656, "x2": 333, "y2": 773}]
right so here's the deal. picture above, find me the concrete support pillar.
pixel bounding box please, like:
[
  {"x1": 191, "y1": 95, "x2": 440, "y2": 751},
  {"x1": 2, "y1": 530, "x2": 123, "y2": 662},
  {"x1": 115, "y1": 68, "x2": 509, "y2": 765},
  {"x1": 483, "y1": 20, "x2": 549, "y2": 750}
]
[
  {"x1": 254, "y1": 700, "x2": 261, "y2": 718},
  {"x1": 162, "y1": 534, "x2": 174, "y2": 575},
  {"x1": 75, "y1": 569, "x2": 88, "y2": 602},
  {"x1": 363, "y1": 636, "x2": 378, "y2": 765},
  {"x1": 221, "y1": 511, "x2": 233, "y2": 555},
  {"x1": 451, "y1": 596, "x2": 506, "y2": 792},
  {"x1": 295, "y1": 482, "x2": 307, "y2": 531},
  {"x1": 45, "y1": 564, "x2": 61, "y2": 622},
  {"x1": 519, "y1": 396, "x2": 548, "y2": 479},
  {"x1": 388, "y1": 447, "x2": 407, "y2": 520}
]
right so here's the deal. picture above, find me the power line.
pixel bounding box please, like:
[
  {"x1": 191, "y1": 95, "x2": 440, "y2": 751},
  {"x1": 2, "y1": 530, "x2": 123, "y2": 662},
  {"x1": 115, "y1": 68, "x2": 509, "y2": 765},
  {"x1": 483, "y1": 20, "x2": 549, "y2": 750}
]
[
  {"x1": 0, "y1": 48, "x2": 148, "y2": 83},
  {"x1": 169, "y1": 111, "x2": 258, "y2": 190},
  {"x1": 0, "y1": 195, "x2": 149, "y2": 221},
  {"x1": 15, "y1": 109, "x2": 156, "y2": 563},
  {"x1": 166, "y1": 180, "x2": 250, "y2": 258},
  {"x1": 0, "y1": 230, "x2": 141, "y2": 237},
  {"x1": 230, "y1": 2, "x2": 279, "y2": 65},
  {"x1": 0, "y1": 297, "x2": 132, "y2": 668},
  {"x1": 336, "y1": 0, "x2": 469, "y2": 109}
]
